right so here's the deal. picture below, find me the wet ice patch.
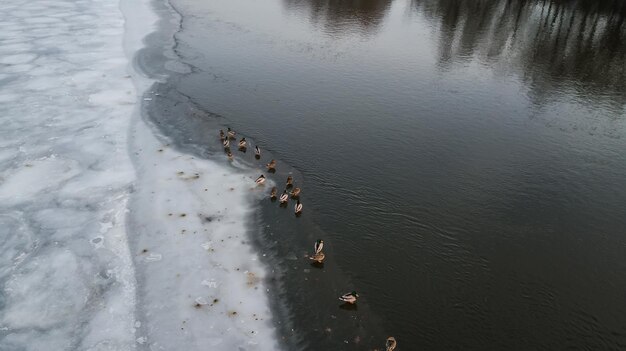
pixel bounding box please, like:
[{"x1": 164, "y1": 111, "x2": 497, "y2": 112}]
[{"x1": 164, "y1": 60, "x2": 192, "y2": 74}]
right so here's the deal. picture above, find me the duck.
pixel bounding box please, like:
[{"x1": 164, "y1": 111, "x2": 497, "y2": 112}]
[
  {"x1": 310, "y1": 251, "x2": 325, "y2": 263},
  {"x1": 314, "y1": 239, "x2": 324, "y2": 255},
  {"x1": 290, "y1": 187, "x2": 301, "y2": 198},
  {"x1": 386, "y1": 337, "x2": 397, "y2": 351},
  {"x1": 227, "y1": 127, "x2": 236, "y2": 139},
  {"x1": 339, "y1": 291, "x2": 359, "y2": 304},
  {"x1": 286, "y1": 176, "x2": 293, "y2": 188},
  {"x1": 266, "y1": 159, "x2": 276, "y2": 171},
  {"x1": 270, "y1": 187, "x2": 277, "y2": 200},
  {"x1": 279, "y1": 190, "x2": 289, "y2": 204},
  {"x1": 223, "y1": 138, "x2": 230, "y2": 149},
  {"x1": 255, "y1": 174, "x2": 266, "y2": 185},
  {"x1": 227, "y1": 151, "x2": 233, "y2": 160},
  {"x1": 238, "y1": 137, "x2": 247, "y2": 149},
  {"x1": 294, "y1": 200, "x2": 303, "y2": 215},
  {"x1": 219, "y1": 129, "x2": 225, "y2": 140},
  {"x1": 254, "y1": 146, "x2": 261, "y2": 159}
]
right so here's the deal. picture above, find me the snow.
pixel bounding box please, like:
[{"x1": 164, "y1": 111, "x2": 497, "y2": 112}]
[
  {"x1": 0, "y1": 0, "x2": 279, "y2": 349},
  {"x1": 128, "y1": 125, "x2": 279, "y2": 350}
]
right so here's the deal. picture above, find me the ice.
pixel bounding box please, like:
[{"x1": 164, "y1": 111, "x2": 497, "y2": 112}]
[
  {"x1": 0, "y1": 53, "x2": 37, "y2": 64},
  {"x1": 0, "y1": 157, "x2": 81, "y2": 205},
  {"x1": 0, "y1": 0, "x2": 279, "y2": 348},
  {"x1": 128, "y1": 125, "x2": 279, "y2": 350},
  {"x1": 0, "y1": 0, "x2": 142, "y2": 348}
]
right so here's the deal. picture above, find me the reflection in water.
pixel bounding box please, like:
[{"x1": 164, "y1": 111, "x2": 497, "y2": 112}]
[
  {"x1": 283, "y1": 0, "x2": 393, "y2": 35},
  {"x1": 286, "y1": 0, "x2": 625, "y2": 103},
  {"x1": 413, "y1": 0, "x2": 626, "y2": 103}
]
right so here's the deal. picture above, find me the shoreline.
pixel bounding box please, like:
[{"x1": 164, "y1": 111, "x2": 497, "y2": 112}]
[
  {"x1": 123, "y1": 0, "x2": 282, "y2": 349},
  {"x1": 128, "y1": 0, "x2": 393, "y2": 348}
]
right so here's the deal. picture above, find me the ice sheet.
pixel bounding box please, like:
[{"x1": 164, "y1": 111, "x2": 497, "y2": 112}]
[
  {"x1": 0, "y1": 0, "x2": 139, "y2": 348},
  {"x1": 0, "y1": 0, "x2": 280, "y2": 348}
]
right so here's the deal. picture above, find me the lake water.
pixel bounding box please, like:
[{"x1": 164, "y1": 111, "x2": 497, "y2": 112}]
[{"x1": 144, "y1": 0, "x2": 626, "y2": 349}]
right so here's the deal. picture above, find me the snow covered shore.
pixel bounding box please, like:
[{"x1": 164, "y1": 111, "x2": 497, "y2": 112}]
[{"x1": 0, "y1": 0, "x2": 279, "y2": 349}]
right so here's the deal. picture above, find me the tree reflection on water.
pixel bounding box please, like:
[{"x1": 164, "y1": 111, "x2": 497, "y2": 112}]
[
  {"x1": 282, "y1": 0, "x2": 394, "y2": 35},
  {"x1": 413, "y1": 0, "x2": 626, "y2": 104},
  {"x1": 285, "y1": 0, "x2": 626, "y2": 104}
]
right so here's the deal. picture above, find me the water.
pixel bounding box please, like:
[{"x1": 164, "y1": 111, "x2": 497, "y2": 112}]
[{"x1": 145, "y1": 0, "x2": 626, "y2": 349}]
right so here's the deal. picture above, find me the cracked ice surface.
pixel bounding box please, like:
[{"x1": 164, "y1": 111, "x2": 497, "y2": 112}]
[
  {"x1": 0, "y1": 0, "x2": 138, "y2": 349},
  {"x1": 0, "y1": 0, "x2": 280, "y2": 349}
]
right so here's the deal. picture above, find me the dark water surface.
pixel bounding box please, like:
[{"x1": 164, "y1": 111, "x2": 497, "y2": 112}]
[{"x1": 146, "y1": 0, "x2": 626, "y2": 349}]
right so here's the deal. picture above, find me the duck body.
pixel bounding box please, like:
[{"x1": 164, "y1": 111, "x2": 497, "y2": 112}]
[
  {"x1": 339, "y1": 291, "x2": 359, "y2": 304},
  {"x1": 294, "y1": 200, "x2": 303, "y2": 215},
  {"x1": 238, "y1": 138, "x2": 247, "y2": 149},
  {"x1": 310, "y1": 252, "x2": 325, "y2": 263},
  {"x1": 266, "y1": 159, "x2": 276, "y2": 170},
  {"x1": 386, "y1": 337, "x2": 397, "y2": 351},
  {"x1": 286, "y1": 176, "x2": 293, "y2": 188},
  {"x1": 314, "y1": 240, "x2": 324, "y2": 255},
  {"x1": 270, "y1": 187, "x2": 277, "y2": 200},
  {"x1": 255, "y1": 175, "x2": 266, "y2": 185},
  {"x1": 223, "y1": 138, "x2": 230, "y2": 148},
  {"x1": 279, "y1": 191, "x2": 289, "y2": 204},
  {"x1": 227, "y1": 152, "x2": 233, "y2": 160},
  {"x1": 254, "y1": 146, "x2": 261, "y2": 158},
  {"x1": 219, "y1": 129, "x2": 225, "y2": 140},
  {"x1": 227, "y1": 127, "x2": 236, "y2": 139},
  {"x1": 290, "y1": 187, "x2": 301, "y2": 198}
]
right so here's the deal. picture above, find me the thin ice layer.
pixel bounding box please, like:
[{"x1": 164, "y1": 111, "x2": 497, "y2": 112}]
[{"x1": 0, "y1": 0, "x2": 140, "y2": 349}]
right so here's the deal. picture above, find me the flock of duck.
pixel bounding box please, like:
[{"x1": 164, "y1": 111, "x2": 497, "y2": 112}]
[{"x1": 220, "y1": 127, "x2": 398, "y2": 351}]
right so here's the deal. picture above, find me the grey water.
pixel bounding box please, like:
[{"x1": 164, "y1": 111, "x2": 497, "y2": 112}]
[{"x1": 145, "y1": 0, "x2": 626, "y2": 349}]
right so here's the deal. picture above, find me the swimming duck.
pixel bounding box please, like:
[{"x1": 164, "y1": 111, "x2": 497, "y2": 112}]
[
  {"x1": 238, "y1": 137, "x2": 247, "y2": 149},
  {"x1": 227, "y1": 151, "x2": 233, "y2": 160},
  {"x1": 254, "y1": 146, "x2": 261, "y2": 159},
  {"x1": 223, "y1": 138, "x2": 230, "y2": 149},
  {"x1": 279, "y1": 190, "x2": 289, "y2": 204},
  {"x1": 314, "y1": 239, "x2": 324, "y2": 255},
  {"x1": 266, "y1": 159, "x2": 276, "y2": 170},
  {"x1": 270, "y1": 187, "x2": 277, "y2": 200},
  {"x1": 255, "y1": 174, "x2": 266, "y2": 185},
  {"x1": 286, "y1": 176, "x2": 293, "y2": 188},
  {"x1": 294, "y1": 200, "x2": 303, "y2": 215},
  {"x1": 310, "y1": 251, "x2": 325, "y2": 263},
  {"x1": 290, "y1": 187, "x2": 301, "y2": 198},
  {"x1": 339, "y1": 291, "x2": 359, "y2": 304},
  {"x1": 386, "y1": 337, "x2": 397, "y2": 351},
  {"x1": 219, "y1": 129, "x2": 225, "y2": 140},
  {"x1": 227, "y1": 127, "x2": 236, "y2": 139}
]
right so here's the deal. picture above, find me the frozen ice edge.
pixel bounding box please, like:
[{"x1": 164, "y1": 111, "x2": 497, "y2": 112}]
[
  {"x1": 124, "y1": 0, "x2": 281, "y2": 349},
  {"x1": 0, "y1": 0, "x2": 279, "y2": 349}
]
